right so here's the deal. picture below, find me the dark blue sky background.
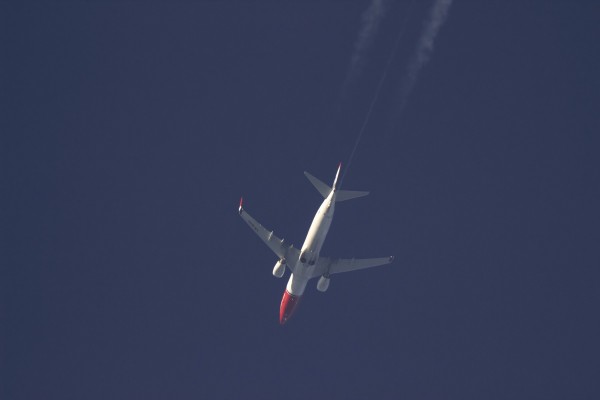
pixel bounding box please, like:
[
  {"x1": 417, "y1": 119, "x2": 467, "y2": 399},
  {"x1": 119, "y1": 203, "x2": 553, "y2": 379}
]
[{"x1": 3, "y1": 1, "x2": 600, "y2": 399}]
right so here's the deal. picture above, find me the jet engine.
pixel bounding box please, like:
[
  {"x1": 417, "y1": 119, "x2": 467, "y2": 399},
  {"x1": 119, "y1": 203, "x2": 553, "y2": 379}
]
[
  {"x1": 316, "y1": 275, "x2": 330, "y2": 292},
  {"x1": 272, "y1": 259, "x2": 286, "y2": 278}
]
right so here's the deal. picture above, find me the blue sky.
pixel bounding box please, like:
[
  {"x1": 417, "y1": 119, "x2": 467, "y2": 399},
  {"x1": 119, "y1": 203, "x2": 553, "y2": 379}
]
[{"x1": 3, "y1": 1, "x2": 600, "y2": 399}]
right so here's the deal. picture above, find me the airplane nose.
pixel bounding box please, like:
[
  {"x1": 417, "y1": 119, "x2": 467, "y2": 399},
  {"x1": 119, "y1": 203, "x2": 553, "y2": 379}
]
[{"x1": 279, "y1": 290, "x2": 301, "y2": 325}]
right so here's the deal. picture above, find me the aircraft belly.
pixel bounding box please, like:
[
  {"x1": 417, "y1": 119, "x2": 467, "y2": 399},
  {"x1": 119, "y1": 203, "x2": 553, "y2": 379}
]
[
  {"x1": 301, "y1": 214, "x2": 333, "y2": 261},
  {"x1": 286, "y1": 273, "x2": 309, "y2": 296},
  {"x1": 290, "y1": 193, "x2": 335, "y2": 295}
]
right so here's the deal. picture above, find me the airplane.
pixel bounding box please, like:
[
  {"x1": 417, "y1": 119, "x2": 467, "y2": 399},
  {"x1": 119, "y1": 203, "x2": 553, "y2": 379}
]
[{"x1": 238, "y1": 163, "x2": 393, "y2": 324}]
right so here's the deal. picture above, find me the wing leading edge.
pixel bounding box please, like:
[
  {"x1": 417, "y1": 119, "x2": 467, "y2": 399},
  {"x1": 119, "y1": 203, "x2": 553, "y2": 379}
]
[{"x1": 238, "y1": 198, "x2": 300, "y2": 272}]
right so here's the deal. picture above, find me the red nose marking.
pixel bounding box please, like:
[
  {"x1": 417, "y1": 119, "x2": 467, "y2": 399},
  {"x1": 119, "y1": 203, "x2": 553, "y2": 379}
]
[{"x1": 279, "y1": 290, "x2": 301, "y2": 325}]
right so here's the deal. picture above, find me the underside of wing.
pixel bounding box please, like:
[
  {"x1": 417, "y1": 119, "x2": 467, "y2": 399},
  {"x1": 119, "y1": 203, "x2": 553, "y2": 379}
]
[
  {"x1": 312, "y1": 255, "x2": 394, "y2": 278},
  {"x1": 238, "y1": 200, "x2": 300, "y2": 272}
]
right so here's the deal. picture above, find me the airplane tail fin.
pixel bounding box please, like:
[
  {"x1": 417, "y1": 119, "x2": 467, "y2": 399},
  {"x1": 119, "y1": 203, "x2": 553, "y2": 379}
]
[
  {"x1": 305, "y1": 163, "x2": 369, "y2": 202},
  {"x1": 332, "y1": 162, "x2": 342, "y2": 190}
]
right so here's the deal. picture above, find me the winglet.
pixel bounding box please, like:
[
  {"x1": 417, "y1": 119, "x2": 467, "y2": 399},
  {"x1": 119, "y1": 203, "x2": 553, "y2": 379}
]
[
  {"x1": 239, "y1": 197, "x2": 244, "y2": 214},
  {"x1": 333, "y1": 162, "x2": 342, "y2": 190}
]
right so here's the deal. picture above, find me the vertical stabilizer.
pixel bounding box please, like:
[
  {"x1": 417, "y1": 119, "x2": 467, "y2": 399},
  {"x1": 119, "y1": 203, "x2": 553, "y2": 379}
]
[{"x1": 332, "y1": 162, "x2": 342, "y2": 191}]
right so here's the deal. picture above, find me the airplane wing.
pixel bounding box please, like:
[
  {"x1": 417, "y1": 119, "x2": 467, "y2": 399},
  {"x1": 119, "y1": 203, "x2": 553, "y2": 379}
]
[
  {"x1": 238, "y1": 199, "x2": 300, "y2": 272},
  {"x1": 311, "y1": 255, "x2": 394, "y2": 278}
]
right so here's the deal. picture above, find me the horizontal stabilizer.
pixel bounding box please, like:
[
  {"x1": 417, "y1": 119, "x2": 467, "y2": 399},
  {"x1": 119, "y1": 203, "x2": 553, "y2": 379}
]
[
  {"x1": 304, "y1": 171, "x2": 331, "y2": 198},
  {"x1": 335, "y1": 190, "x2": 369, "y2": 202}
]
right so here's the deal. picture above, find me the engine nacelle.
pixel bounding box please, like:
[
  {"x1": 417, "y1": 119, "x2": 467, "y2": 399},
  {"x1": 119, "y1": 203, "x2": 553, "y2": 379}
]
[
  {"x1": 316, "y1": 275, "x2": 330, "y2": 292},
  {"x1": 272, "y1": 259, "x2": 286, "y2": 278}
]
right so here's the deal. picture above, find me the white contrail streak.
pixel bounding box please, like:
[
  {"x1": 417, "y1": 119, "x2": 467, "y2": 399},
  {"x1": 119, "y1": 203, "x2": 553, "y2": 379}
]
[
  {"x1": 340, "y1": 2, "x2": 415, "y2": 186},
  {"x1": 339, "y1": 0, "x2": 414, "y2": 187},
  {"x1": 340, "y1": 0, "x2": 390, "y2": 97},
  {"x1": 396, "y1": 0, "x2": 453, "y2": 113}
]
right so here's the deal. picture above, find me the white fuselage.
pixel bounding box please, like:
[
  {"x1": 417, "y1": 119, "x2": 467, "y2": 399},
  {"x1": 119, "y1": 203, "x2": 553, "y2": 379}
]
[{"x1": 286, "y1": 190, "x2": 336, "y2": 296}]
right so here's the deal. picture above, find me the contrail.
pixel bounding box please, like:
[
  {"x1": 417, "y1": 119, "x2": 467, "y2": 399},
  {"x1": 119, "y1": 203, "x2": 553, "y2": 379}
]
[
  {"x1": 395, "y1": 0, "x2": 454, "y2": 114},
  {"x1": 339, "y1": 0, "x2": 390, "y2": 99},
  {"x1": 340, "y1": 2, "x2": 415, "y2": 187}
]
